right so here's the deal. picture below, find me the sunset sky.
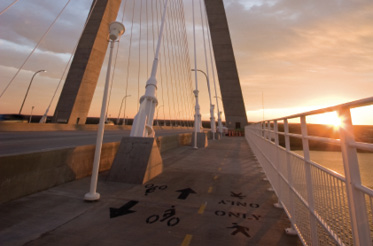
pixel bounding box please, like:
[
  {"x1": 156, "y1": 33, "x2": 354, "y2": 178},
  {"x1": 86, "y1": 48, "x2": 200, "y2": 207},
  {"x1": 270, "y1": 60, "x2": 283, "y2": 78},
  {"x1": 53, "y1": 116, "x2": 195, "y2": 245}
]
[{"x1": 0, "y1": 0, "x2": 372, "y2": 125}]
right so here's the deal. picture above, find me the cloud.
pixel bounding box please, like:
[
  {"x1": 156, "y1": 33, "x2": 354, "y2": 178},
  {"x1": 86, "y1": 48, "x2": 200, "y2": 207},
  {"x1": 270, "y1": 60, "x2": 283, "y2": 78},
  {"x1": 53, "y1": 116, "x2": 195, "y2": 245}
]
[{"x1": 222, "y1": 0, "x2": 373, "y2": 118}]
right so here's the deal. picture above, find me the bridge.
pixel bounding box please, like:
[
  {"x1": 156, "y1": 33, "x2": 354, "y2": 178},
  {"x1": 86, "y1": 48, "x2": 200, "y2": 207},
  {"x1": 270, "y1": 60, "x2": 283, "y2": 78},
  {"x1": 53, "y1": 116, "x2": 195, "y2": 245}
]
[{"x1": 1, "y1": 1, "x2": 373, "y2": 245}]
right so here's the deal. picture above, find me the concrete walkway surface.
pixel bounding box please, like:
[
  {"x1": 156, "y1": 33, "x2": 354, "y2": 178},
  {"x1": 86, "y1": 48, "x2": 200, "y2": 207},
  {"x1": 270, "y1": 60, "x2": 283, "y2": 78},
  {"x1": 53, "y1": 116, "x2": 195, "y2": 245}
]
[{"x1": 0, "y1": 137, "x2": 301, "y2": 246}]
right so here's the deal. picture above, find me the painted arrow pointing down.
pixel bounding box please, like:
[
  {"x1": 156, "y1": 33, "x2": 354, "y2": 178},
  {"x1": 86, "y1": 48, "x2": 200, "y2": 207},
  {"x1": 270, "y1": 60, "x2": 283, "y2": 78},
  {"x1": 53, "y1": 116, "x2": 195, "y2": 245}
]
[
  {"x1": 176, "y1": 188, "x2": 196, "y2": 200},
  {"x1": 110, "y1": 200, "x2": 138, "y2": 218}
]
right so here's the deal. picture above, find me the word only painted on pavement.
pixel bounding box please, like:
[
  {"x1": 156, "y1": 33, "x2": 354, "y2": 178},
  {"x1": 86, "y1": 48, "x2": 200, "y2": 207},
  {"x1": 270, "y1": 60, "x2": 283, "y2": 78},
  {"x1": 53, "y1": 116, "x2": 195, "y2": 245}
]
[
  {"x1": 218, "y1": 200, "x2": 260, "y2": 208},
  {"x1": 215, "y1": 210, "x2": 262, "y2": 221}
]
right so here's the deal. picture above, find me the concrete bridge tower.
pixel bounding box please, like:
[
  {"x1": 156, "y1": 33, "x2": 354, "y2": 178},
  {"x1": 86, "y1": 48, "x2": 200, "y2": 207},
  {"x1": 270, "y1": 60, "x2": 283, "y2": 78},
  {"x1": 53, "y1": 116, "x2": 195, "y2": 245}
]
[
  {"x1": 204, "y1": 0, "x2": 248, "y2": 129},
  {"x1": 52, "y1": 0, "x2": 121, "y2": 124},
  {"x1": 52, "y1": 0, "x2": 247, "y2": 128}
]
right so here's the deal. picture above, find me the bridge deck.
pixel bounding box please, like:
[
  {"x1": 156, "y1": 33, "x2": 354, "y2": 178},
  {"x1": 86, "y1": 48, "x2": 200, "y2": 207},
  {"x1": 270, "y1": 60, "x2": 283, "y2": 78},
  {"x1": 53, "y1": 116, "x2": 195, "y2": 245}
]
[{"x1": 0, "y1": 138, "x2": 301, "y2": 246}]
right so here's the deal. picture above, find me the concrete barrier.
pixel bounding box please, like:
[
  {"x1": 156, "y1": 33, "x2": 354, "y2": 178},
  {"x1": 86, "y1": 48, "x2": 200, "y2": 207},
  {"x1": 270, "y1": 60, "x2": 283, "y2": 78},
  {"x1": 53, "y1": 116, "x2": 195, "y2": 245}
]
[{"x1": 0, "y1": 133, "x2": 192, "y2": 203}]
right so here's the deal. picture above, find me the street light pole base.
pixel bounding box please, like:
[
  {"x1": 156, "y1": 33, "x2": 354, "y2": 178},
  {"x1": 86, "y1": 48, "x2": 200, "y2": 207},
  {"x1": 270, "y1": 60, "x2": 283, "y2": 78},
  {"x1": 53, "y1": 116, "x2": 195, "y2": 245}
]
[{"x1": 84, "y1": 192, "x2": 100, "y2": 201}]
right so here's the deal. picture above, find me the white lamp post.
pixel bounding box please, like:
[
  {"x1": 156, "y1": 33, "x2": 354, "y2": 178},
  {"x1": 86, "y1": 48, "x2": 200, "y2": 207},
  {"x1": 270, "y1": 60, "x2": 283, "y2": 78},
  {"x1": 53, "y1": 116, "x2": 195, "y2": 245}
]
[
  {"x1": 215, "y1": 96, "x2": 224, "y2": 135},
  {"x1": 19, "y1": 69, "x2": 46, "y2": 115},
  {"x1": 117, "y1": 94, "x2": 131, "y2": 125},
  {"x1": 192, "y1": 69, "x2": 216, "y2": 140},
  {"x1": 29, "y1": 106, "x2": 34, "y2": 123},
  {"x1": 84, "y1": 21, "x2": 125, "y2": 201},
  {"x1": 156, "y1": 105, "x2": 164, "y2": 126}
]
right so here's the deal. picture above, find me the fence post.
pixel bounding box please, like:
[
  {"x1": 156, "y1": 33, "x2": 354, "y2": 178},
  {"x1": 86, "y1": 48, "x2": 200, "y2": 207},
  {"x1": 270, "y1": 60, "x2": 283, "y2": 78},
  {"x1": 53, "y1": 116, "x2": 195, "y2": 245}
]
[
  {"x1": 338, "y1": 107, "x2": 370, "y2": 246},
  {"x1": 273, "y1": 120, "x2": 283, "y2": 208},
  {"x1": 300, "y1": 116, "x2": 319, "y2": 245},
  {"x1": 284, "y1": 119, "x2": 297, "y2": 235}
]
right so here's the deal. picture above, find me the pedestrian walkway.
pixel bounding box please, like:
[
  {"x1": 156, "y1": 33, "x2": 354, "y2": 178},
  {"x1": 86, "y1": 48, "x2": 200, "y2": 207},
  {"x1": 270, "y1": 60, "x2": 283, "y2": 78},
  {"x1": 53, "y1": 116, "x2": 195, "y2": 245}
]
[{"x1": 0, "y1": 138, "x2": 301, "y2": 246}]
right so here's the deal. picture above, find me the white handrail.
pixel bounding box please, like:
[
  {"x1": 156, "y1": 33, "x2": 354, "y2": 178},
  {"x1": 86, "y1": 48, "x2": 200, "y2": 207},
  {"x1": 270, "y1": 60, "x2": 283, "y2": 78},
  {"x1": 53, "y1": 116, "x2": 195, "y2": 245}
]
[{"x1": 245, "y1": 96, "x2": 373, "y2": 246}]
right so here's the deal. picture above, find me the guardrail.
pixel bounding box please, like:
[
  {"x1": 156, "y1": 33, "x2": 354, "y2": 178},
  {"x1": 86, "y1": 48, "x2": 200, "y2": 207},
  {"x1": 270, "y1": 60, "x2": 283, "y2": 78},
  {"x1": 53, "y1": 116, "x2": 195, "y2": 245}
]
[{"x1": 245, "y1": 97, "x2": 373, "y2": 246}]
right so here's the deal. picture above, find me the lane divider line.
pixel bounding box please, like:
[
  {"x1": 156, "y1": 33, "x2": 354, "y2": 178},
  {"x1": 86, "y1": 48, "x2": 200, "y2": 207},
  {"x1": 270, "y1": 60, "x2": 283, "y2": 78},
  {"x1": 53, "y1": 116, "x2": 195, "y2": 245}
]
[
  {"x1": 213, "y1": 175, "x2": 219, "y2": 180},
  {"x1": 198, "y1": 202, "x2": 207, "y2": 214},
  {"x1": 181, "y1": 234, "x2": 193, "y2": 246},
  {"x1": 208, "y1": 186, "x2": 213, "y2": 193}
]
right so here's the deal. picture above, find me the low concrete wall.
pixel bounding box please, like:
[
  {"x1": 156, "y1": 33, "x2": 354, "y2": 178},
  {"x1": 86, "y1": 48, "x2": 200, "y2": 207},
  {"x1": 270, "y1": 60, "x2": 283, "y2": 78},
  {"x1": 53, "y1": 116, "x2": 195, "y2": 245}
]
[
  {"x1": 0, "y1": 133, "x2": 192, "y2": 204},
  {"x1": 0, "y1": 122, "x2": 186, "y2": 132}
]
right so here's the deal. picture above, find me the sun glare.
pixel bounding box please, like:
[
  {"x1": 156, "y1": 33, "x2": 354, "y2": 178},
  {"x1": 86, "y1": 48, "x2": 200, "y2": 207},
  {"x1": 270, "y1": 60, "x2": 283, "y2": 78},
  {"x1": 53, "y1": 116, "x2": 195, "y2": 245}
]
[{"x1": 306, "y1": 111, "x2": 343, "y2": 129}]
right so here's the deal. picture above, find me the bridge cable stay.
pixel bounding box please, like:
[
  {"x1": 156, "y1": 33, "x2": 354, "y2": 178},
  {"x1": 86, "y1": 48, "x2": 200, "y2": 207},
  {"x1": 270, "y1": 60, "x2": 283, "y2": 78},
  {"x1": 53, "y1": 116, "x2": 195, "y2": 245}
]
[
  {"x1": 166, "y1": 1, "x2": 181, "y2": 126},
  {"x1": 0, "y1": 0, "x2": 72, "y2": 99},
  {"x1": 204, "y1": 4, "x2": 224, "y2": 134},
  {"x1": 153, "y1": 0, "x2": 166, "y2": 127},
  {"x1": 122, "y1": 0, "x2": 136, "y2": 125},
  {"x1": 178, "y1": 0, "x2": 197, "y2": 128},
  {"x1": 0, "y1": 0, "x2": 20, "y2": 16},
  {"x1": 171, "y1": 0, "x2": 194, "y2": 128},
  {"x1": 192, "y1": 0, "x2": 202, "y2": 148},
  {"x1": 137, "y1": 0, "x2": 143, "y2": 111},
  {"x1": 156, "y1": 1, "x2": 168, "y2": 127},
  {"x1": 179, "y1": 0, "x2": 195, "y2": 128},
  {"x1": 158, "y1": 0, "x2": 173, "y2": 127},
  {"x1": 40, "y1": 0, "x2": 100, "y2": 123},
  {"x1": 164, "y1": 3, "x2": 178, "y2": 127},
  {"x1": 171, "y1": 0, "x2": 188, "y2": 127},
  {"x1": 130, "y1": 0, "x2": 169, "y2": 137},
  {"x1": 106, "y1": 0, "x2": 129, "y2": 123},
  {"x1": 199, "y1": 0, "x2": 216, "y2": 139}
]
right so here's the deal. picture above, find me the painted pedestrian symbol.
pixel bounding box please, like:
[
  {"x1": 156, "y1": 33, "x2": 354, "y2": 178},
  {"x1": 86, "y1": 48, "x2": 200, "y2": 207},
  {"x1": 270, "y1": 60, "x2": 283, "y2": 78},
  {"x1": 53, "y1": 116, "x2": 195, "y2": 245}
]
[
  {"x1": 230, "y1": 192, "x2": 246, "y2": 200},
  {"x1": 227, "y1": 223, "x2": 250, "y2": 238},
  {"x1": 146, "y1": 206, "x2": 180, "y2": 226},
  {"x1": 144, "y1": 183, "x2": 167, "y2": 196}
]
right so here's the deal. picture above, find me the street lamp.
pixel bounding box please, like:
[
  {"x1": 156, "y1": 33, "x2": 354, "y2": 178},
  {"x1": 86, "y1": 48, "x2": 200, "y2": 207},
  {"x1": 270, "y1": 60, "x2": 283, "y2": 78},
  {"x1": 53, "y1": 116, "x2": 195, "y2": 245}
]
[
  {"x1": 29, "y1": 106, "x2": 34, "y2": 123},
  {"x1": 191, "y1": 69, "x2": 216, "y2": 140},
  {"x1": 156, "y1": 105, "x2": 164, "y2": 126},
  {"x1": 19, "y1": 69, "x2": 46, "y2": 115},
  {"x1": 85, "y1": 21, "x2": 125, "y2": 201},
  {"x1": 214, "y1": 96, "x2": 224, "y2": 136},
  {"x1": 117, "y1": 94, "x2": 131, "y2": 125}
]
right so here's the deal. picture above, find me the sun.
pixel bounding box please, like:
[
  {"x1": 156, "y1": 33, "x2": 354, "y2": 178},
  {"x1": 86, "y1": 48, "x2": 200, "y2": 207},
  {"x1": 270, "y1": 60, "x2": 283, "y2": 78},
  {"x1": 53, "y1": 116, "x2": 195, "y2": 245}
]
[
  {"x1": 330, "y1": 114, "x2": 342, "y2": 129},
  {"x1": 307, "y1": 111, "x2": 343, "y2": 129}
]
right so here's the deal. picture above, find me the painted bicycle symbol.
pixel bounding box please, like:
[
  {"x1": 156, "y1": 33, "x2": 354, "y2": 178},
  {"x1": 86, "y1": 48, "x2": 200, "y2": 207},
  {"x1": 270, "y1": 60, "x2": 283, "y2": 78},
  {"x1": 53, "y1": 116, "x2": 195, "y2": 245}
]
[
  {"x1": 144, "y1": 183, "x2": 168, "y2": 196},
  {"x1": 146, "y1": 206, "x2": 180, "y2": 227}
]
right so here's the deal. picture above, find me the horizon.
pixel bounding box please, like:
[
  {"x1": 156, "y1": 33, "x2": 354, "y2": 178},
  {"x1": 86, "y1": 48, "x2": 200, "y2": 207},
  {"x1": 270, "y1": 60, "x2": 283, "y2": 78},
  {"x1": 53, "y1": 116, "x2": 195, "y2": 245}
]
[{"x1": 0, "y1": 0, "x2": 372, "y2": 125}]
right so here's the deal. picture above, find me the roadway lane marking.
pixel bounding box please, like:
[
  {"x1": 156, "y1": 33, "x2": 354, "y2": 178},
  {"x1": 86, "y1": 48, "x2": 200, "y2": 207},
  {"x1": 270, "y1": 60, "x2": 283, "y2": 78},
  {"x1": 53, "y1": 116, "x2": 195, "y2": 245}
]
[
  {"x1": 218, "y1": 167, "x2": 222, "y2": 171},
  {"x1": 198, "y1": 202, "x2": 207, "y2": 214},
  {"x1": 181, "y1": 234, "x2": 193, "y2": 246},
  {"x1": 208, "y1": 186, "x2": 213, "y2": 193},
  {"x1": 213, "y1": 175, "x2": 219, "y2": 180}
]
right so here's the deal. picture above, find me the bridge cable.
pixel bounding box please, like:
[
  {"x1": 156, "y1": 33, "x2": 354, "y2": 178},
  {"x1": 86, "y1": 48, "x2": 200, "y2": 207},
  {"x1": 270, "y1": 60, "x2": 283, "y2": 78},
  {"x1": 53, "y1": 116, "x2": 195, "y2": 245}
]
[
  {"x1": 0, "y1": 0, "x2": 72, "y2": 99},
  {"x1": 172, "y1": 0, "x2": 188, "y2": 126},
  {"x1": 39, "y1": 0, "x2": 99, "y2": 122},
  {"x1": 159, "y1": 0, "x2": 172, "y2": 125},
  {"x1": 106, "y1": 0, "x2": 128, "y2": 121},
  {"x1": 0, "y1": 0, "x2": 20, "y2": 16},
  {"x1": 137, "y1": 0, "x2": 143, "y2": 111},
  {"x1": 203, "y1": 3, "x2": 223, "y2": 123},
  {"x1": 152, "y1": 0, "x2": 164, "y2": 125},
  {"x1": 123, "y1": 0, "x2": 136, "y2": 120},
  {"x1": 178, "y1": 0, "x2": 195, "y2": 127},
  {"x1": 177, "y1": 0, "x2": 191, "y2": 126},
  {"x1": 168, "y1": 1, "x2": 182, "y2": 126}
]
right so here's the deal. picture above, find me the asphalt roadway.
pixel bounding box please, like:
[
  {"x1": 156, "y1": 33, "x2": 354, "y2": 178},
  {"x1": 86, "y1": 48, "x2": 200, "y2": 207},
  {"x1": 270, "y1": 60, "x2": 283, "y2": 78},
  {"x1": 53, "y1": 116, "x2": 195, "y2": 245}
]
[
  {"x1": 0, "y1": 137, "x2": 301, "y2": 246},
  {"x1": 0, "y1": 128, "x2": 193, "y2": 156}
]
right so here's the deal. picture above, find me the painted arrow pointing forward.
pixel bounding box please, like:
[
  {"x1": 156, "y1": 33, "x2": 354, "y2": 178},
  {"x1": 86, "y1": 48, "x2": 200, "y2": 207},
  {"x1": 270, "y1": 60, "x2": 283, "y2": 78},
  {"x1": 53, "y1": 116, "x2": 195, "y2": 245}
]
[
  {"x1": 110, "y1": 200, "x2": 138, "y2": 218},
  {"x1": 176, "y1": 188, "x2": 196, "y2": 200}
]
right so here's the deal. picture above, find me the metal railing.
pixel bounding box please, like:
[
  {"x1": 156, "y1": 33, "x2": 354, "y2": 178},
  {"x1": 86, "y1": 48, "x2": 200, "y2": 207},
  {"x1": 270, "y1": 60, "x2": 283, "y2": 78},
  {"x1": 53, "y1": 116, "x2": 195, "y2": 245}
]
[{"x1": 245, "y1": 97, "x2": 373, "y2": 246}]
